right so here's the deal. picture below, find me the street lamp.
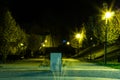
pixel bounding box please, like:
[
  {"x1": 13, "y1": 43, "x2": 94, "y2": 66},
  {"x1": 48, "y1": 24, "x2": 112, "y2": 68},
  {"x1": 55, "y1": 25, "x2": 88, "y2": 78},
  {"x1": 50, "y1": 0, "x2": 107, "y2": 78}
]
[
  {"x1": 75, "y1": 33, "x2": 81, "y2": 45},
  {"x1": 75, "y1": 33, "x2": 81, "y2": 54},
  {"x1": 104, "y1": 11, "x2": 114, "y2": 64},
  {"x1": 104, "y1": 11, "x2": 114, "y2": 24}
]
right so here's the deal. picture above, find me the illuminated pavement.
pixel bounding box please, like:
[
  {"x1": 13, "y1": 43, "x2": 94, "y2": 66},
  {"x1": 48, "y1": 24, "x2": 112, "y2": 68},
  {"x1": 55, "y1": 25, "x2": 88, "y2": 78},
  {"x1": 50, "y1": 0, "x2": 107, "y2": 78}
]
[{"x1": 0, "y1": 58, "x2": 120, "y2": 80}]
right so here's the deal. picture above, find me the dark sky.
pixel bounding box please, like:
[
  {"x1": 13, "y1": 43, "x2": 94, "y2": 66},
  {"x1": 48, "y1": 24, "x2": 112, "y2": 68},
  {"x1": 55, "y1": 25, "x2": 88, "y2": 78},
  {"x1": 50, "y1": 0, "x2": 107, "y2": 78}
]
[
  {"x1": 1, "y1": 0, "x2": 120, "y2": 35},
  {"x1": 9, "y1": 0, "x2": 98, "y2": 24},
  {"x1": 7, "y1": 0, "x2": 99, "y2": 25},
  {"x1": 7, "y1": 0, "x2": 117, "y2": 23}
]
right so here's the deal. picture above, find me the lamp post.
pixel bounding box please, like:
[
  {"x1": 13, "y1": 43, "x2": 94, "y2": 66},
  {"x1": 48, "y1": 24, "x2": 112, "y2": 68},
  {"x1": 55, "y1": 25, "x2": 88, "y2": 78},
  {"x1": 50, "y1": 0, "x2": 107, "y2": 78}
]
[
  {"x1": 75, "y1": 33, "x2": 81, "y2": 54},
  {"x1": 104, "y1": 11, "x2": 114, "y2": 64}
]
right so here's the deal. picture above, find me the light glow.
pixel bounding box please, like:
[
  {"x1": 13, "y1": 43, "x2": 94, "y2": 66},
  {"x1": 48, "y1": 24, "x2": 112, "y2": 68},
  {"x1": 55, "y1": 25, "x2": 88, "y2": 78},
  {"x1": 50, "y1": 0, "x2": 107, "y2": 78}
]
[
  {"x1": 75, "y1": 33, "x2": 81, "y2": 39},
  {"x1": 66, "y1": 41, "x2": 70, "y2": 45},
  {"x1": 20, "y1": 43, "x2": 24, "y2": 46},
  {"x1": 105, "y1": 11, "x2": 114, "y2": 19},
  {"x1": 42, "y1": 44, "x2": 45, "y2": 47},
  {"x1": 45, "y1": 40, "x2": 47, "y2": 43}
]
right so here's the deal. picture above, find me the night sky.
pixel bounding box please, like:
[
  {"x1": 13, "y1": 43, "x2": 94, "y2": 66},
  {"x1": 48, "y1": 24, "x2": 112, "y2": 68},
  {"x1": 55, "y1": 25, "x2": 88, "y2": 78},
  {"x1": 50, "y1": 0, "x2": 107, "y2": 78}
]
[
  {"x1": 9, "y1": 0, "x2": 99, "y2": 24},
  {"x1": 0, "y1": 0, "x2": 120, "y2": 36}
]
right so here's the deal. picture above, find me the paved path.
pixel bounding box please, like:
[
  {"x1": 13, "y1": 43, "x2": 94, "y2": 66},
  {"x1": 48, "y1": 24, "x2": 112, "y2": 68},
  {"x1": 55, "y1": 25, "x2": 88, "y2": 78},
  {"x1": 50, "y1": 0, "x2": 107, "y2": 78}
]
[{"x1": 0, "y1": 58, "x2": 120, "y2": 80}]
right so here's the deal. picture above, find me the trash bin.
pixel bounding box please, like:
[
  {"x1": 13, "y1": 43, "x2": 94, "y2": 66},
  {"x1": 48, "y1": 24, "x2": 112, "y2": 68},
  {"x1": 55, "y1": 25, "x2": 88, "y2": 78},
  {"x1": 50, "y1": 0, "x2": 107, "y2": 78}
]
[{"x1": 50, "y1": 53, "x2": 62, "y2": 72}]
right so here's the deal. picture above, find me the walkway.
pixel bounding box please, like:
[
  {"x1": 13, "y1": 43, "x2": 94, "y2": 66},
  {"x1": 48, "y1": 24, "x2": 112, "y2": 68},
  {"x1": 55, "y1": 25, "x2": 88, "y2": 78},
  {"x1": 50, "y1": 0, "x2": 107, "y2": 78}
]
[{"x1": 0, "y1": 58, "x2": 120, "y2": 80}]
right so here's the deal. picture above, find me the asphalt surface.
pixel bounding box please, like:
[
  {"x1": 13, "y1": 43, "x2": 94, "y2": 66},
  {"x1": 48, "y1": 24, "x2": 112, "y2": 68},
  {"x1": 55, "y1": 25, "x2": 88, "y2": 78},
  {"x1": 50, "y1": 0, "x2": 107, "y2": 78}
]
[{"x1": 0, "y1": 58, "x2": 120, "y2": 80}]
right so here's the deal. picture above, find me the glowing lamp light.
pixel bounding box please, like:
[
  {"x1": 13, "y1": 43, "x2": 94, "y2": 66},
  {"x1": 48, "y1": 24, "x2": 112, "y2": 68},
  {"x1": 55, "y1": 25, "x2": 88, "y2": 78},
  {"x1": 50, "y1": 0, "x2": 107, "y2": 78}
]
[
  {"x1": 75, "y1": 33, "x2": 81, "y2": 39},
  {"x1": 45, "y1": 40, "x2": 47, "y2": 43},
  {"x1": 105, "y1": 11, "x2": 114, "y2": 19},
  {"x1": 42, "y1": 44, "x2": 45, "y2": 47},
  {"x1": 20, "y1": 43, "x2": 24, "y2": 46},
  {"x1": 66, "y1": 41, "x2": 70, "y2": 45}
]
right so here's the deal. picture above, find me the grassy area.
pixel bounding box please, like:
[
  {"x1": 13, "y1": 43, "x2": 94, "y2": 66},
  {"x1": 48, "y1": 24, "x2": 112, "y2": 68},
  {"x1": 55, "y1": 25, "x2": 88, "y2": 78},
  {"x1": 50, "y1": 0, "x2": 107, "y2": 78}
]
[
  {"x1": 94, "y1": 61, "x2": 120, "y2": 69},
  {"x1": 105, "y1": 64, "x2": 120, "y2": 69}
]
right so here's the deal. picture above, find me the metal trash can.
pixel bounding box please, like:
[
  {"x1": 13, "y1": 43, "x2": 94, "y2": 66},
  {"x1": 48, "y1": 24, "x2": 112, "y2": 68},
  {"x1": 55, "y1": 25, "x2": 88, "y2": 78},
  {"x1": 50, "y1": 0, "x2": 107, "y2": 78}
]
[{"x1": 50, "y1": 53, "x2": 62, "y2": 72}]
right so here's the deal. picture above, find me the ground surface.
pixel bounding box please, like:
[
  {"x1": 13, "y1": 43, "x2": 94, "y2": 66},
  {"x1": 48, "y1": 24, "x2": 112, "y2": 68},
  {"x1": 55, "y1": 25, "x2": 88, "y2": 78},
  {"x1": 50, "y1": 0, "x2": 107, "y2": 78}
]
[{"x1": 0, "y1": 58, "x2": 120, "y2": 80}]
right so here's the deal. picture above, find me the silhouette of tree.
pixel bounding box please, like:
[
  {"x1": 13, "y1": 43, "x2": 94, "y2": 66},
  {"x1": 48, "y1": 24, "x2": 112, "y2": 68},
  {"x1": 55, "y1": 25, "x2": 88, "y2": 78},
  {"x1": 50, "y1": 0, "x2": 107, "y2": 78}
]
[{"x1": 0, "y1": 9, "x2": 27, "y2": 63}]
